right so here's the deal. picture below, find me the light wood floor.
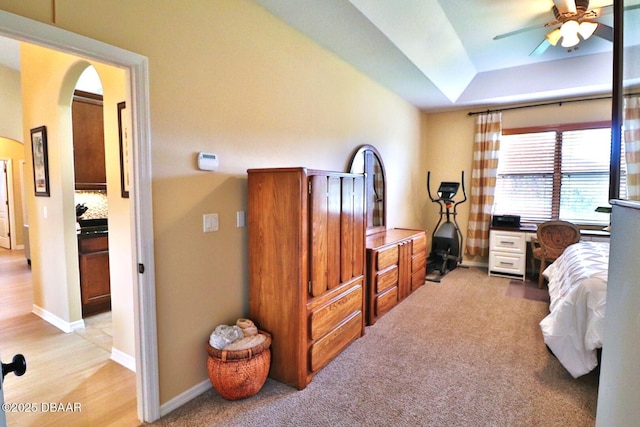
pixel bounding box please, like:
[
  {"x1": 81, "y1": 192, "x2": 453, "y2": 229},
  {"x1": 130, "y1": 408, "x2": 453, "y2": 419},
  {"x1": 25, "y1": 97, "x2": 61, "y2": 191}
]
[{"x1": 0, "y1": 248, "x2": 140, "y2": 426}]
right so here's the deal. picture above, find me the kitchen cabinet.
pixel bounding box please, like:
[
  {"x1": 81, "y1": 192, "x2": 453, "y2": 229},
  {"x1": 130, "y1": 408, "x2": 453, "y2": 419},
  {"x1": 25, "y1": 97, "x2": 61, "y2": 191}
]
[
  {"x1": 365, "y1": 228, "x2": 427, "y2": 325},
  {"x1": 72, "y1": 90, "x2": 107, "y2": 190},
  {"x1": 78, "y1": 234, "x2": 111, "y2": 316},
  {"x1": 248, "y1": 167, "x2": 366, "y2": 390}
]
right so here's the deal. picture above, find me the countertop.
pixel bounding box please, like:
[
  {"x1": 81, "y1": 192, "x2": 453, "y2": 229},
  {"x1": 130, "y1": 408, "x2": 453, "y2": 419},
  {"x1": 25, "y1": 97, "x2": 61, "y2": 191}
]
[
  {"x1": 77, "y1": 227, "x2": 108, "y2": 239},
  {"x1": 77, "y1": 218, "x2": 108, "y2": 238}
]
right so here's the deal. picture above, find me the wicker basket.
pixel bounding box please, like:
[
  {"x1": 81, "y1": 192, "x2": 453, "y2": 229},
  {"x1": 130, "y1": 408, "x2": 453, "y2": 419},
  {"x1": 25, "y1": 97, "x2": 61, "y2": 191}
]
[{"x1": 205, "y1": 332, "x2": 271, "y2": 400}]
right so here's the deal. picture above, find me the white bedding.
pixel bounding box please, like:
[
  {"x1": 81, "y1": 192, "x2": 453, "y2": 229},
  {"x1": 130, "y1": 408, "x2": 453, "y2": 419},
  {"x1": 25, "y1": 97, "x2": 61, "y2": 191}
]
[{"x1": 539, "y1": 241, "x2": 609, "y2": 378}]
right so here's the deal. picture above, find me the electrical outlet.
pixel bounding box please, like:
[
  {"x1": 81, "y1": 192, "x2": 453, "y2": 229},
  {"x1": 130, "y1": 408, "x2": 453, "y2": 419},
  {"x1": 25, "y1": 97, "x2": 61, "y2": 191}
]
[{"x1": 203, "y1": 213, "x2": 219, "y2": 232}]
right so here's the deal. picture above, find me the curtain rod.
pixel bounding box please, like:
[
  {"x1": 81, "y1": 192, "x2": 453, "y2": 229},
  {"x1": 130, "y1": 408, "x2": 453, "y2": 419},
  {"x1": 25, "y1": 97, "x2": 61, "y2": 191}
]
[{"x1": 467, "y1": 92, "x2": 640, "y2": 116}]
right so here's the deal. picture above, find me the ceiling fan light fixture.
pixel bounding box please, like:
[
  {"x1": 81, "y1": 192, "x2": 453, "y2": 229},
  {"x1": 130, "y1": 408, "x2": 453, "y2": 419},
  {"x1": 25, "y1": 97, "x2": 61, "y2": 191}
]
[
  {"x1": 560, "y1": 20, "x2": 580, "y2": 47},
  {"x1": 578, "y1": 21, "x2": 598, "y2": 40}
]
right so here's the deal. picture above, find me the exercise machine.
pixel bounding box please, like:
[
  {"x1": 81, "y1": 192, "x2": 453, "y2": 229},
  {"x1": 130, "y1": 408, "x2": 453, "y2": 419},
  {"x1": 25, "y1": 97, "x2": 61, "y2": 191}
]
[{"x1": 426, "y1": 171, "x2": 467, "y2": 281}]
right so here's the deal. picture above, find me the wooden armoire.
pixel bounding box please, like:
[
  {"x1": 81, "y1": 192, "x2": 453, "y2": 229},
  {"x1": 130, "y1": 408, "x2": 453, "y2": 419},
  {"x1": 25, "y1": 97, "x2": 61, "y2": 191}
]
[{"x1": 247, "y1": 167, "x2": 366, "y2": 390}]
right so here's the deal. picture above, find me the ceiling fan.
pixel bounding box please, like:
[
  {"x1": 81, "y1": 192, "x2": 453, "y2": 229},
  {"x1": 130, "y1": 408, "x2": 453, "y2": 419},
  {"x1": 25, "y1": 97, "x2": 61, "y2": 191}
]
[{"x1": 494, "y1": 0, "x2": 617, "y2": 56}]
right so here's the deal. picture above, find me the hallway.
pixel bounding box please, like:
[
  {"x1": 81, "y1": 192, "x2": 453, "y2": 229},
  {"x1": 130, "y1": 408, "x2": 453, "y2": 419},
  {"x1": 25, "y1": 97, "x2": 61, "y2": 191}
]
[{"x1": 0, "y1": 248, "x2": 139, "y2": 426}]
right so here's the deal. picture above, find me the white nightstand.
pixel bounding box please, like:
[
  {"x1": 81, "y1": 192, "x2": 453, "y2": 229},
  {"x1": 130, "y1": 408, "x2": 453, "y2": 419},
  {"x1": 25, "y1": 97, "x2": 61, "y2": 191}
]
[{"x1": 488, "y1": 229, "x2": 535, "y2": 281}]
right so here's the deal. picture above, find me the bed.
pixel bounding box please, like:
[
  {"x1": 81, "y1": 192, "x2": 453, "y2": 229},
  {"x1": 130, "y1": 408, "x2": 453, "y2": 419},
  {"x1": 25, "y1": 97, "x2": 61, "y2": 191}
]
[{"x1": 538, "y1": 240, "x2": 610, "y2": 378}]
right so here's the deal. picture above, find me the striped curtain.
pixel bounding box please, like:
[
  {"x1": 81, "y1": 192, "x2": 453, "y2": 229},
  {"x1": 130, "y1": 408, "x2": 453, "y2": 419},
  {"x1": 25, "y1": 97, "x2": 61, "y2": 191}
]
[
  {"x1": 465, "y1": 112, "x2": 502, "y2": 257},
  {"x1": 624, "y1": 96, "x2": 640, "y2": 200}
]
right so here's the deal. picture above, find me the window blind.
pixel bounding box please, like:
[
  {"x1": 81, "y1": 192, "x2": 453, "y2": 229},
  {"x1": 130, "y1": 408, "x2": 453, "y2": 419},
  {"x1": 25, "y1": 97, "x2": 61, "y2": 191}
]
[
  {"x1": 494, "y1": 131, "x2": 556, "y2": 221},
  {"x1": 560, "y1": 129, "x2": 611, "y2": 223},
  {"x1": 494, "y1": 125, "x2": 621, "y2": 225}
]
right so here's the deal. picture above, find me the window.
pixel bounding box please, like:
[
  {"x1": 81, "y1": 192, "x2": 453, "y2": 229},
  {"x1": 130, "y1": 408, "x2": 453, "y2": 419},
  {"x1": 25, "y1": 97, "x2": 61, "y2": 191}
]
[{"x1": 493, "y1": 122, "x2": 626, "y2": 225}]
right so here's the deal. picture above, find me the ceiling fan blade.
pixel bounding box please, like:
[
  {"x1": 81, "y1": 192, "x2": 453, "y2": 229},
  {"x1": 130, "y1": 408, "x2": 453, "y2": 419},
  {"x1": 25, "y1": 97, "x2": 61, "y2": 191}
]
[
  {"x1": 553, "y1": 0, "x2": 577, "y2": 15},
  {"x1": 494, "y1": 21, "x2": 557, "y2": 40},
  {"x1": 530, "y1": 39, "x2": 552, "y2": 56},
  {"x1": 593, "y1": 23, "x2": 613, "y2": 42}
]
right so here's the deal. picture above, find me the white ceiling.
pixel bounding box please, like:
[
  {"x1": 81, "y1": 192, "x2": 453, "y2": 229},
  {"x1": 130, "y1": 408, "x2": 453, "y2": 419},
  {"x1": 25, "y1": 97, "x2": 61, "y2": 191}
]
[{"x1": 251, "y1": 0, "x2": 640, "y2": 111}]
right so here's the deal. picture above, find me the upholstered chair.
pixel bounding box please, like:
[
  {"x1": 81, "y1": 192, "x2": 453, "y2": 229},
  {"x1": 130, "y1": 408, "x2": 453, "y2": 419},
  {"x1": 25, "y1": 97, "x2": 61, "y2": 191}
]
[{"x1": 531, "y1": 220, "x2": 581, "y2": 288}]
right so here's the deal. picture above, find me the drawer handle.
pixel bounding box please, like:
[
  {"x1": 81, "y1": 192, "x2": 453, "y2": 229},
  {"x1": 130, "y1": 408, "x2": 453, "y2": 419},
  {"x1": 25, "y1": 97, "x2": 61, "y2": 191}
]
[
  {"x1": 499, "y1": 241, "x2": 515, "y2": 245},
  {"x1": 499, "y1": 261, "x2": 514, "y2": 266}
]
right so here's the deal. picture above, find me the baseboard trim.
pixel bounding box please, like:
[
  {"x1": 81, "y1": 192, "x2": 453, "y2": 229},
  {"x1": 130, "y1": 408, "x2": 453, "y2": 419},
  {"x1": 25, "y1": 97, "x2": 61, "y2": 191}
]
[
  {"x1": 111, "y1": 347, "x2": 136, "y2": 372},
  {"x1": 160, "y1": 379, "x2": 211, "y2": 417},
  {"x1": 32, "y1": 304, "x2": 85, "y2": 333}
]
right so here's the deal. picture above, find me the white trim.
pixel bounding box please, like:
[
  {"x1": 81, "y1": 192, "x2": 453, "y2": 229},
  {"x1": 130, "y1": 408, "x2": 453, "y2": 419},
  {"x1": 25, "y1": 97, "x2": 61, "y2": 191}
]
[
  {"x1": 129, "y1": 55, "x2": 161, "y2": 423},
  {"x1": 32, "y1": 304, "x2": 85, "y2": 333},
  {"x1": 0, "y1": 158, "x2": 17, "y2": 250},
  {"x1": 0, "y1": 10, "x2": 160, "y2": 423},
  {"x1": 160, "y1": 379, "x2": 212, "y2": 418},
  {"x1": 111, "y1": 347, "x2": 136, "y2": 373}
]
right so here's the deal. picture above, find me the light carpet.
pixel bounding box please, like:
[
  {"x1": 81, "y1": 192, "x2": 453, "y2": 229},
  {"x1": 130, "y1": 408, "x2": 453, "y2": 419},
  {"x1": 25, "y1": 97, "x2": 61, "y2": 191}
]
[{"x1": 148, "y1": 267, "x2": 598, "y2": 427}]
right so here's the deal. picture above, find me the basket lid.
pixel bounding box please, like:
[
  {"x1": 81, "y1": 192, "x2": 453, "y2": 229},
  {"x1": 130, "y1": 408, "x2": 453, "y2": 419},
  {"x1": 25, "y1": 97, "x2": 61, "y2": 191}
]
[{"x1": 206, "y1": 331, "x2": 271, "y2": 360}]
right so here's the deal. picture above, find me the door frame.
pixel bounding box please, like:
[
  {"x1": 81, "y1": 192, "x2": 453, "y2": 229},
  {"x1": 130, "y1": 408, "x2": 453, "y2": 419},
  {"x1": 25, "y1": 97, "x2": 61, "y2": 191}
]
[{"x1": 0, "y1": 11, "x2": 159, "y2": 422}]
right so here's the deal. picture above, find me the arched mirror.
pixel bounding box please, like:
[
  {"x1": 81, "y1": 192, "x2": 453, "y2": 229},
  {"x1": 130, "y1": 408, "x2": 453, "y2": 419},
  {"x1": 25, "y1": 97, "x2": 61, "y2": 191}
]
[{"x1": 348, "y1": 144, "x2": 386, "y2": 236}]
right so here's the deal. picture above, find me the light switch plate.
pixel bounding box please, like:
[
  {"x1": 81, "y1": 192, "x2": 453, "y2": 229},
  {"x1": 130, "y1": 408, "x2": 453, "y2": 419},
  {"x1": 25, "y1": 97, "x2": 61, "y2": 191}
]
[
  {"x1": 236, "y1": 211, "x2": 245, "y2": 228},
  {"x1": 203, "y1": 213, "x2": 219, "y2": 232}
]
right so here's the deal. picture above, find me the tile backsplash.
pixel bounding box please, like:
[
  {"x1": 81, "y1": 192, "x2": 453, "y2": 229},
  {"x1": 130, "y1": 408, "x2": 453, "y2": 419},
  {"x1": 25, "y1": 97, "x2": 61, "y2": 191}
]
[{"x1": 75, "y1": 190, "x2": 108, "y2": 219}]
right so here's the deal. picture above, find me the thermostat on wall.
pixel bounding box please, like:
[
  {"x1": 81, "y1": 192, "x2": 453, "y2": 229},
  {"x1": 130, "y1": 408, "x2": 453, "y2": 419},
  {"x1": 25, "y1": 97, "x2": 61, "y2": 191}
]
[{"x1": 197, "y1": 152, "x2": 219, "y2": 171}]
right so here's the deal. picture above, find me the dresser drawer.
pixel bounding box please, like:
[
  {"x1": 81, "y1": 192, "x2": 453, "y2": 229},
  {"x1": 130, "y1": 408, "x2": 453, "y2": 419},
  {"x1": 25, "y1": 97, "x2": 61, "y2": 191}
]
[
  {"x1": 376, "y1": 245, "x2": 399, "y2": 270},
  {"x1": 309, "y1": 312, "x2": 362, "y2": 372},
  {"x1": 375, "y1": 266, "x2": 398, "y2": 293},
  {"x1": 412, "y1": 252, "x2": 426, "y2": 273},
  {"x1": 375, "y1": 287, "x2": 398, "y2": 317},
  {"x1": 490, "y1": 230, "x2": 526, "y2": 254},
  {"x1": 309, "y1": 284, "x2": 363, "y2": 341},
  {"x1": 412, "y1": 269, "x2": 425, "y2": 291},
  {"x1": 412, "y1": 234, "x2": 426, "y2": 255},
  {"x1": 489, "y1": 251, "x2": 525, "y2": 275}
]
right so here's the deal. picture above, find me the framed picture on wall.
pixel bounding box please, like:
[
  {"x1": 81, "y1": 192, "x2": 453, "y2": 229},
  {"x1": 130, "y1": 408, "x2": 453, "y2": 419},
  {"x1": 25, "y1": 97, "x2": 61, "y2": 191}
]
[
  {"x1": 30, "y1": 126, "x2": 50, "y2": 197},
  {"x1": 117, "y1": 101, "x2": 130, "y2": 198}
]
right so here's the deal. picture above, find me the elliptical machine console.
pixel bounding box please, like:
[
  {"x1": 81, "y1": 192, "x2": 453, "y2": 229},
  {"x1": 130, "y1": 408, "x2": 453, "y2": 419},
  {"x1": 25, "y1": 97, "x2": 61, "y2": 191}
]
[{"x1": 426, "y1": 171, "x2": 467, "y2": 281}]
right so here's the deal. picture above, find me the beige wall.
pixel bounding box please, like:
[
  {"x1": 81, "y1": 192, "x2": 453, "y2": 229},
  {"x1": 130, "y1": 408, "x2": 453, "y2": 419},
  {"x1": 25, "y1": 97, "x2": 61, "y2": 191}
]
[
  {"x1": 423, "y1": 97, "x2": 612, "y2": 265},
  {"x1": 0, "y1": 64, "x2": 22, "y2": 141},
  {"x1": 0, "y1": 64, "x2": 25, "y2": 247},
  {"x1": 0, "y1": 0, "x2": 425, "y2": 404}
]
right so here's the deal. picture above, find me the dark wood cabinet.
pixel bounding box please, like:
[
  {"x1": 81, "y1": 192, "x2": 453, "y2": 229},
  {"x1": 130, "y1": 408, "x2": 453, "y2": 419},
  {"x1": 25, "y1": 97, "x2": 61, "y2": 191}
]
[
  {"x1": 72, "y1": 90, "x2": 106, "y2": 190},
  {"x1": 365, "y1": 228, "x2": 427, "y2": 325},
  {"x1": 78, "y1": 235, "x2": 111, "y2": 316},
  {"x1": 248, "y1": 167, "x2": 366, "y2": 390}
]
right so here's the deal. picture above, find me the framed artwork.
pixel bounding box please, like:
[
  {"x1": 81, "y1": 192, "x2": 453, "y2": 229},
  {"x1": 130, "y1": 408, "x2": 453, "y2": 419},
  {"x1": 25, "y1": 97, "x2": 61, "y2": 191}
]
[
  {"x1": 30, "y1": 126, "x2": 50, "y2": 197},
  {"x1": 117, "y1": 101, "x2": 130, "y2": 198}
]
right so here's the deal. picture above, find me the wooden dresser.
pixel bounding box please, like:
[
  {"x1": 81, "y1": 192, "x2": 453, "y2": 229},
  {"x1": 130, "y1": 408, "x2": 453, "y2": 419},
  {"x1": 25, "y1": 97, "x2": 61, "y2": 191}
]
[
  {"x1": 365, "y1": 228, "x2": 427, "y2": 325},
  {"x1": 247, "y1": 167, "x2": 366, "y2": 390}
]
